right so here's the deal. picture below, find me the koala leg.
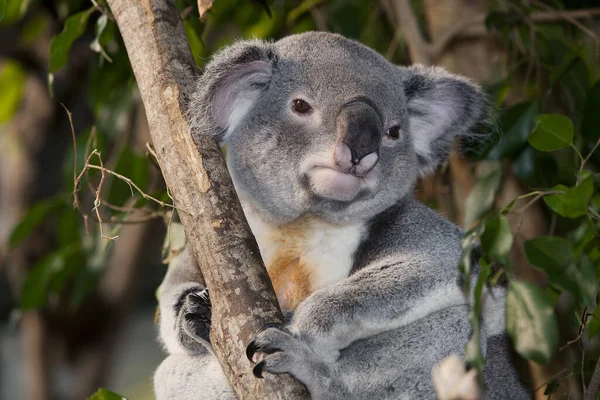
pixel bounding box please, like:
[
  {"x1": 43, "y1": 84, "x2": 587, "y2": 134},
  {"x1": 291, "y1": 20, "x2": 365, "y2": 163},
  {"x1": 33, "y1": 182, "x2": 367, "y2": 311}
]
[
  {"x1": 154, "y1": 354, "x2": 235, "y2": 400},
  {"x1": 155, "y1": 247, "x2": 235, "y2": 399}
]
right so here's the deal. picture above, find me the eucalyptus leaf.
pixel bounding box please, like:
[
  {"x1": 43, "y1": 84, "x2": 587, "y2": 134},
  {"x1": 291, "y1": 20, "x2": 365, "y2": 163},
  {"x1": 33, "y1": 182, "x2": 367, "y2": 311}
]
[
  {"x1": 49, "y1": 9, "x2": 93, "y2": 73},
  {"x1": 464, "y1": 162, "x2": 503, "y2": 227},
  {"x1": 588, "y1": 308, "x2": 600, "y2": 339},
  {"x1": 0, "y1": 0, "x2": 6, "y2": 22},
  {"x1": 481, "y1": 215, "x2": 513, "y2": 263},
  {"x1": 506, "y1": 281, "x2": 558, "y2": 364},
  {"x1": 0, "y1": 60, "x2": 26, "y2": 123},
  {"x1": 525, "y1": 237, "x2": 596, "y2": 307},
  {"x1": 524, "y1": 236, "x2": 574, "y2": 274},
  {"x1": 464, "y1": 260, "x2": 491, "y2": 372},
  {"x1": 87, "y1": 388, "x2": 127, "y2": 400},
  {"x1": 9, "y1": 198, "x2": 64, "y2": 248},
  {"x1": 487, "y1": 102, "x2": 538, "y2": 160},
  {"x1": 528, "y1": 114, "x2": 574, "y2": 152},
  {"x1": 544, "y1": 177, "x2": 593, "y2": 218},
  {"x1": 20, "y1": 245, "x2": 80, "y2": 309}
]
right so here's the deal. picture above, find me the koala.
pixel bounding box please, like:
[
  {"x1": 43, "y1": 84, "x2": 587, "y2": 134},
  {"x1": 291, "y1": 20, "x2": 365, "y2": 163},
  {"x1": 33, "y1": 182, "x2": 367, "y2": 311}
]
[{"x1": 153, "y1": 32, "x2": 531, "y2": 399}]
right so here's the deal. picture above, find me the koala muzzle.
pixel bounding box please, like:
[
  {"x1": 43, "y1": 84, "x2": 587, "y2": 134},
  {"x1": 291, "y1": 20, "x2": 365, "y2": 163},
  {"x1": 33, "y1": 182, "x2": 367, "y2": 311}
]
[{"x1": 335, "y1": 101, "x2": 382, "y2": 176}]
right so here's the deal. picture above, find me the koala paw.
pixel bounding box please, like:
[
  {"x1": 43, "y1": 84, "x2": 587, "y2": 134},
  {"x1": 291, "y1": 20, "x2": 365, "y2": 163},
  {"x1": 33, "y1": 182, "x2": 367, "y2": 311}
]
[
  {"x1": 175, "y1": 287, "x2": 212, "y2": 352},
  {"x1": 246, "y1": 322, "x2": 333, "y2": 389}
]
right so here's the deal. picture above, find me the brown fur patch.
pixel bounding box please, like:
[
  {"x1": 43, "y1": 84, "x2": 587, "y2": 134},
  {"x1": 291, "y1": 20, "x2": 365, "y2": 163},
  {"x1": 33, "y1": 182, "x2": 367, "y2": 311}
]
[{"x1": 264, "y1": 218, "x2": 315, "y2": 311}]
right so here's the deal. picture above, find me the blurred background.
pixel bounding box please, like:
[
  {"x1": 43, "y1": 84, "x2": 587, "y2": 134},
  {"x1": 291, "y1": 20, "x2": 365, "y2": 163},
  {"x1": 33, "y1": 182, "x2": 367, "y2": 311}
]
[{"x1": 0, "y1": 0, "x2": 599, "y2": 399}]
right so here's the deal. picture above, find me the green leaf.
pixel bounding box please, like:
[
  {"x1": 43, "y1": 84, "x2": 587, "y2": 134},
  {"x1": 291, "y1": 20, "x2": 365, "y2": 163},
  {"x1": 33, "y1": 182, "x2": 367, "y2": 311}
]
[
  {"x1": 481, "y1": 215, "x2": 513, "y2": 263},
  {"x1": 0, "y1": 60, "x2": 26, "y2": 123},
  {"x1": 528, "y1": 114, "x2": 574, "y2": 152},
  {"x1": 0, "y1": 0, "x2": 6, "y2": 22},
  {"x1": 525, "y1": 237, "x2": 596, "y2": 307},
  {"x1": 506, "y1": 281, "x2": 558, "y2": 364},
  {"x1": 9, "y1": 198, "x2": 64, "y2": 248},
  {"x1": 49, "y1": 9, "x2": 93, "y2": 73},
  {"x1": 20, "y1": 245, "x2": 77, "y2": 309},
  {"x1": 576, "y1": 256, "x2": 598, "y2": 307},
  {"x1": 464, "y1": 260, "x2": 491, "y2": 373},
  {"x1": 87, "y1": 388, "x2": 127, "y2": 400},
  {"x1": 544, "y1": 177, "x2": 593, "y2": 218},
  {"x1": 1, "y1": 0, "x2": 28, "y2": 25},
  {"x1": 588, "y1": 308, "x2": 600, "y2": 339},
  {"x1": 524, "y1": 236, "x2": 574, "y2": 274},
  {"x1": 464, "y1": 162, "x2": 503, "y2": 227},
  {"x1": 487, "y1": 102, "x2": 538, "y2": 160},
  {"x1": 19, "y1": 14, "x2": 47, "y2": 45}
]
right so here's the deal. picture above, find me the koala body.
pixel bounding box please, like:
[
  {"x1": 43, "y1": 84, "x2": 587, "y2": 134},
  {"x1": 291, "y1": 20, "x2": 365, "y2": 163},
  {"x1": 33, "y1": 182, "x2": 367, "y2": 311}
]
[{"x1": 154, "y1": 32, "x2": 530, "y2": 399}]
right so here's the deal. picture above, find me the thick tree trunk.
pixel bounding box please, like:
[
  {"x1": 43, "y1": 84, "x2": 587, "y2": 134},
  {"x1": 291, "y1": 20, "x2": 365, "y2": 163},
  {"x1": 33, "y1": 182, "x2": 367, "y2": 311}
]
[{"x1": 104, "y1": 0, "x2": 308, "y2": 398}]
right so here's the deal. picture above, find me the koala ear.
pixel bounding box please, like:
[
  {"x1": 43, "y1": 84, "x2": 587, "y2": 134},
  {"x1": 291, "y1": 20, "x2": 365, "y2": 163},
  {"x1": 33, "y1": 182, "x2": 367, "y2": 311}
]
[
  {"x1": 400, "y1": 65, "x2": 488, "y2": 177},
  {"x1": 189, "y1": 39, "x2": 277, "y2": 141}
]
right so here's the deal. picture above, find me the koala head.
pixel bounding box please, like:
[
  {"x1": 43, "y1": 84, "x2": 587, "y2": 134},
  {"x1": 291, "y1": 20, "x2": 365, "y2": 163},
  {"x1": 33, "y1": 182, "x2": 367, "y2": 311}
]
[{"x1": 189, "y1": 32, "x2": 488, "y2": 224}]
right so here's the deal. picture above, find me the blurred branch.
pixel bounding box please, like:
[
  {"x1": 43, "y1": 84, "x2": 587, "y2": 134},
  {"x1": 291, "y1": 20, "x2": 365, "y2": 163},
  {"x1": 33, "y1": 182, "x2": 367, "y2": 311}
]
[
  {"x1": 385, "y1": 0, "x2": 600, "y2": 65},
  {"x1": 104, "y1": 0, "x2": 308, "y2": 398},
  {"x1": 585, "y1": 357, "x2": 600, "y2": 400}
]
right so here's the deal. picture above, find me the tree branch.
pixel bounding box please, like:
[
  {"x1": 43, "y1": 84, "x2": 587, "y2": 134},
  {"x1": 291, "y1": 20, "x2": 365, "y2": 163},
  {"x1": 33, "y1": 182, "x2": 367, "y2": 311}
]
[
  {"x1": 388, "y1": 0, "x2": 600, "y2": 65},
  {"x1": 585, "y1": 356, "x2": 600, "y2": 400},
  {"x1": 390, "y1": 0, "x2": 433, "y2": 64},
  {"x1": 104, "y1": 0, "x2": 308, "y2": 398}
]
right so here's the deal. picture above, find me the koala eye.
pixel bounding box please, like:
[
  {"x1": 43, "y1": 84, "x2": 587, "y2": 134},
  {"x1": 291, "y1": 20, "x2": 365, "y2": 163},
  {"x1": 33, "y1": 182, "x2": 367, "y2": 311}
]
[
  {"x1": 292, "y1": 99, "x2": 313, "y2": 115},
  {"x1": 386, "y1": 125, "x2": 401, "y2": 140}
]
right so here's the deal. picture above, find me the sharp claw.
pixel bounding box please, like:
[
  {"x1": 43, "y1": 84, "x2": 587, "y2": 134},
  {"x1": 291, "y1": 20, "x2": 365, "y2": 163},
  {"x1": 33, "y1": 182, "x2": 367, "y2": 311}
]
[
  {"x1": 253, "y1": 361, "x2": 265, "y2": 378},
  {"x1": 246, "y1": 340, "x2": 258, "y2": 362}
]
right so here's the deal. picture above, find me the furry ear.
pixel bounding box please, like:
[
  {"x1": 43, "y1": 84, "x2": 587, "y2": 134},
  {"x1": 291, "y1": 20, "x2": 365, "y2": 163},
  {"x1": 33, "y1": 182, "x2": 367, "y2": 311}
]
[
  {"x1": 400, "y1": 65, "x2": 488, "y2": 177},
  {"x1": 189, "y1": 39, "x2": 277, "y2": 141}
]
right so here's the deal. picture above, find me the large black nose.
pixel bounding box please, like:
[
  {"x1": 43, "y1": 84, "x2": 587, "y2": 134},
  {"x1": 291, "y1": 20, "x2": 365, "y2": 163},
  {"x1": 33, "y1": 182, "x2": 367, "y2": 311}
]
[{"x1": 335, "y1": 101, "x2": 382, "y2": 176}]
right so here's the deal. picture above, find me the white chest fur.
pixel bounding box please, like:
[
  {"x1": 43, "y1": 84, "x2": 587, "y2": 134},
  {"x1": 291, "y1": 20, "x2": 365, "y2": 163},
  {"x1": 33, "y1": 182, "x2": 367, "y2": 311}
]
[{"x1": 242, "y1": 203, "x2": 365, "y2": 310}]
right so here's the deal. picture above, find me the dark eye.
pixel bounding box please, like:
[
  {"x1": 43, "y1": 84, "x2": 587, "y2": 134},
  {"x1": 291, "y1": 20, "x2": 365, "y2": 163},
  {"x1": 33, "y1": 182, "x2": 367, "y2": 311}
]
[
  {"x1": 386, "y1": 125, "x2": 401, "y2": 140},
  {"x1": 292, "y1": 99, "x2": 313, "y2": 115}
]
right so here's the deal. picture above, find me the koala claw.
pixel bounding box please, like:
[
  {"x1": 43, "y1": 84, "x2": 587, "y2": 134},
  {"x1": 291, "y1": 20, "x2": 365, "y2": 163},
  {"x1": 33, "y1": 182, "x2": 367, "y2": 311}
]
[
  {"x1": 176, "y1": 287, "x2": 212, "y2": 351},
  {"x1": 246, "y1": 322, "x2": 331, "y2": 388},
  {"x1": 253, "y1": 361, "x2": 266, "y2": 378},
  {"x1": 246, "y1": 322, "x2": 287, "y2": 362}
]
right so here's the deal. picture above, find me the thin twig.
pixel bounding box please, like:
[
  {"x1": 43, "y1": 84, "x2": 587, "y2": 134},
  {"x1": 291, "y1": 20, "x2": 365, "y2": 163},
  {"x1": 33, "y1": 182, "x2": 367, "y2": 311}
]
[
  {"x1": 388, "y1": 0, "x2": 600, "y2": 63},
  {"x1": 90, "y1": 152, "x2": 119, "y2": 240},
  {"x1": 531, "y1": 0, "x2": 599, "y2": 50},
  {"x1": 534, "y1": 368, "x2": 568, "y2": 392},
  {"x1": 62, "y1": 104, "x2": 84, "y2": 212},
  {"x1": 85, "y1": 164, "x2": 173, "y2": 208},
  {"x1": 510, "y1": 190, "x2": 565, "y2": 214},
  {"x1": 559, "y1": 309, "x2": 591, "y2": 351},
  {"x1": 577, "y1": 137, "x2": 600, "y2": 185}
]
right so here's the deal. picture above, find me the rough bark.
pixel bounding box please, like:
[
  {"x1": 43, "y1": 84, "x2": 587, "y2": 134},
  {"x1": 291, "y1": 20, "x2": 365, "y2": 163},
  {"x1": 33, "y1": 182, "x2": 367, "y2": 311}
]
[{"x1": 104, "y1": 0, "x2": 308, "y2": 398}]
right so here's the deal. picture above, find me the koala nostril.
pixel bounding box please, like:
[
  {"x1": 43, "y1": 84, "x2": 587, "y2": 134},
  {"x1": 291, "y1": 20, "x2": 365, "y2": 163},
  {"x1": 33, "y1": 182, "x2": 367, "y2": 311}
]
[
  {"x1": 334, "y1": 143, "x2": 353, "y2": 170},
  {"x1": 357, "y1": 152, "x2": 379, "y2": 174}
]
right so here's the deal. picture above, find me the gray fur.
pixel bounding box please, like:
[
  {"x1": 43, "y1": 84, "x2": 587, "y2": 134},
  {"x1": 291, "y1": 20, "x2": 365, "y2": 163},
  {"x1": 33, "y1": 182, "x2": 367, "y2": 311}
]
[{"x1": 154, "y1": 32, "x2": 529, "y2": 399}]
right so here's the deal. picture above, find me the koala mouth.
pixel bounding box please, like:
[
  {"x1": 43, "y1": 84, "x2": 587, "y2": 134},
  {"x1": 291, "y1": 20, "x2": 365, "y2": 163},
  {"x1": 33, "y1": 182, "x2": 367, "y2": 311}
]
[{"x1": 307, "y1": 167, "x2": 364, "y2": 202}]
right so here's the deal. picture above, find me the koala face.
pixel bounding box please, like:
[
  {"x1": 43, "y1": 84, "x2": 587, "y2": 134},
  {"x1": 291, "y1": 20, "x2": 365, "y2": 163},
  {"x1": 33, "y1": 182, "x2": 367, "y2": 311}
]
[{"x1": 189, "y1": 32, "x2": 487, "y2": 224}]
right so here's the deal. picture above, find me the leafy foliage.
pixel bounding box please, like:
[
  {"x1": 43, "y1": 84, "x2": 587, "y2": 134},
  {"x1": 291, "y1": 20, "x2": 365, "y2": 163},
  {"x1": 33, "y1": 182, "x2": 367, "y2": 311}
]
[
  {"x1": 87, "y1": 388, "x2": 127, "y2": 400},
  {"x1": 2, "y1": 0, "x2": 600, "y2": 397},
  {"x1": 0, "y1": 61, "x2": 25, "y2": 122}
]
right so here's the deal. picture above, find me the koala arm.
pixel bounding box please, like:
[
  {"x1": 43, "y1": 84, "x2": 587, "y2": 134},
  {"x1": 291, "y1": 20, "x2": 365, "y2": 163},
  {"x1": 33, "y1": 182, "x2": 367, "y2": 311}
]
[
  {"x1": 250, "y1": 200, "x2": 470, "y2": 364},
  {"x1": 157, "y1": 246, "x2": 212, "y2": 355},
  {"x1": 293, "y1": 251, "x2": 463, "y2": 355}
]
